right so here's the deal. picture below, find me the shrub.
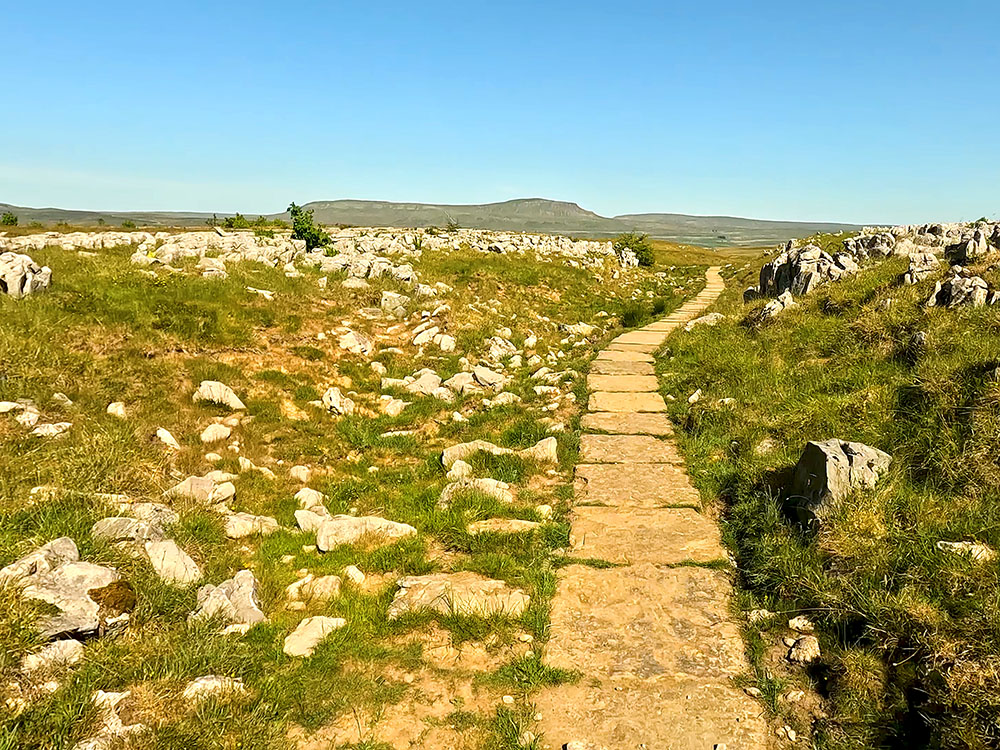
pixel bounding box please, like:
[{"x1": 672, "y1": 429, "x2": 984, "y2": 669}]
[
  {"x1": 620, "y1": 301, "x2": 649, "y2": 328},
  {"x1": 1, "y1": 211, "x2": 19, "y2": 226},
  {"x1": 121, "y1": 220, "x2": 136, "y2": 229},
  {"x1": 613, "y1": 232, "x2": 655, "y2": 267},
  {"x1": 288, "y1": 202, "x2": 328, "y2": 251},
  {"x1": 221, "y1": 213, "x2": 251, "y2": 229}
]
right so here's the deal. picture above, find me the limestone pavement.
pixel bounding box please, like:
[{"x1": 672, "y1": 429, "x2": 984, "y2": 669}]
[{"x1": 538, "y1": 268, "x2": 767, "y2": 749}]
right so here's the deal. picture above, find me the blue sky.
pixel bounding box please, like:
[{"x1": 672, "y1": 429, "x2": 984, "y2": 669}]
[{"x1": 2, "y1": 1, "x2": 998, "y2": 224}]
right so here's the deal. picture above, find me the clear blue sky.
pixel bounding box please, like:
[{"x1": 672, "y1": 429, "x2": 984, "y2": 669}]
[{"x1": 3, "y1": 1, "x2": 998, "y2": 224}]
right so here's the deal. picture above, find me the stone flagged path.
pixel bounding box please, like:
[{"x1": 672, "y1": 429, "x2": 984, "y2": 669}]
[{"x1": 538, "y1": 268, "x2": 767, "y2": 749}]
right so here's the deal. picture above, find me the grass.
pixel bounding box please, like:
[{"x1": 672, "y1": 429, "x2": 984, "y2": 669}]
[
  {"x1": 660, "y1": 241, "x2": 1000, "y2": 749},
  {"x1": 0, "y1": 231, "x2": 707, "y2": 749}
]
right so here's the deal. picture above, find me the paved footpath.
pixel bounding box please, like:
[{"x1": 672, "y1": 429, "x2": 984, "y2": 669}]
[{"x1": 537, "y1": 268, "x2": 767, "y2": 750}]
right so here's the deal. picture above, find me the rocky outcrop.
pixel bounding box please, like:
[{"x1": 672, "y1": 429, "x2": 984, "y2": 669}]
[
  {"x1": 926, "y1": 274, "x2": 997, "y2": 308},
  {"x1": 902, "y1": 252, "x2": 940, "y2": 285},
  {"x1": 791, "y1": 439, "x2": 892, "y2": 523},
  {"x1": 0, "y1": 251, "x2": 51, "y2": 298},
  {"x1": 759, "y1": 243, "x2": 859, "y2": 297}
]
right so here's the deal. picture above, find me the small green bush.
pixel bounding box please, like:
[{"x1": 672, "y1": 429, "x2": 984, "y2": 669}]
[
  {"x1": 613, "y1": 232, "x2": 655, "y2": 267},
  {"x1": 121, "y1": 220, "x2": 136, "y2": 229},
  {"x1": 288, "y1": 202, "x2": 328, "y2": 251},
  {"x1": 221, "y1": 213, "x2": 252, "y2": 229},
  {"x1": 1, "y1": 211, "x2": 19, "y2": 226}
]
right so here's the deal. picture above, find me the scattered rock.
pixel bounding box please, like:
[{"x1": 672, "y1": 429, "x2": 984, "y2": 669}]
[
  {"x1": 0, "y1": 251, "x2": 52, "y2": 298},
  {"x1": 285, "y1": 573, "x2": 342, "y2": 604},
  {"x1": 106, "y1": 402, "x2": 127, "y2": 419},
  {"x1": 321, "y1": 386, "x2": 355, "y2": 415},
  {"x1": 387, "y1": 571, "x2": 530, "y2": 619},
  {"x1": 144, "y1": 540, "x2": 201, "y2": 585},
  {"x1": 684, "y1": 312, "x2": 724, "y2": 331},
  {"x1": 192, "y1": 381, "x2": 246, "y2": 410},
  {"x1": 315, "y1": 515, "x2": 417, "y2": 550},
  {"x1": 71, "y1": 690, "x2": 146, "y2": 750},
  {"x1": 439, "y1": 477, "x2": 515, "y2": 507},
  {"x1": 181, "y1": 675, "x2": 246, "y2": 702},
  {"x1": 224, "y1": 513, "x2": 279, "y2": 539},
  {"x1": 289, "y1": 465, "x2": 312, "y2": 483},
  {"x1": 200, "y1": 423, "x2": 232, "y2": 443},
  {"x1": 937, "y1": 540, "x2": 997, "y2": 562},
  {"x1": 283, "y1": 615, "x2": 347, "y2": 657},
  {"x1": 787, "y1": 635, "x2": 821, "y2": 664},
  {"x1": 467, "y1": 518, "x2": 540, "y2": 535},
  {"x1": 156, "y1": 427, "x2": 181, "y2": 450},
  {"x1": 791, "y1": 439, "x2": 892, "y2": 522},
  {"x1": 190, "y1": 570, "x2": 265, "y2": 626}
]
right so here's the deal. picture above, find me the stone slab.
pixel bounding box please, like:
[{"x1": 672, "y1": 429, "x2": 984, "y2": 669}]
[
  {"x1": 613, "y1": 331, "x2": 670, "y2": 346},
  {"x1": 568, "y1": 506, "x2": 726, "y2": 565},
  {"x1": 589, "y1": 360, "x2": 655, "y2": 376},
  {"x1": 574, "y1": 463, "x2": 700, "y2": 507},
  {"x1": 588, "y1": 391, "x2": 666, "y2": 413},
  {"x1": 594, "y1": 350, "x2": 653, "y2": 363},
  {"x1": 545, "y1": 564, "x2": 744, "y2": 679},
  {"x1": 586, "y1": 374, "x2": 659, "y2": 392},
  {"x1": 536, "y1": 677, "x2": 766, "y2": 750},
  {"x1": 579, "y1": 434, "x2": 683, "y2": 464},
  {"x1": 607, "y1": 343, "x2": 660, "y2": 354},
  {"x1": 580, "y1": 412, "x2": 673, "y2": 435}
]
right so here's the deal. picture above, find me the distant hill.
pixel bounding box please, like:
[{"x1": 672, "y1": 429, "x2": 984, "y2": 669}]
[{"x1": 0, "y1": 198, "x2": 861, "y2": 247}]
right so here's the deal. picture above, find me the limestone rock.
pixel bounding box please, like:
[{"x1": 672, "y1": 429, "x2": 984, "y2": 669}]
[
  {"x1": 321, "y1": 386, "x2": 355, "y2": 415},
  {"x1": 144, "y1": 540, "x2": 201, "y2": 585},
  {"x1": 439, "y1": 477, "x2": 515, "y2": 507},
  {"x1": 156, "y1": 427, "x2": 181, "y2": 450},
  {"x1": 224, "y1": 513, "x2": 279, "y2": 539},
  {"x1": 387, "y1": 571, "x2": 530, "y2": 619},
  {"x1": 283, "y1": 615, "x2": 347, "y2": 657},
  {"x1": 289, "y1": 465, "x2": 312, "y2": 483},
  {"x1": 791, "y1": 439, "x2": 891, "y2": 522},
  {"x1": 684, "y1": 312, "x2": 724, "y2": 331},
  {"x1": 0, "y1": 537, "x2": 79, "y2": 585},
  {"x1": 787, "y1": 635, "x2": 821, "y2": 664},
  {"x1": 106, "y1": 402, "x2": 127, "y2": 419},
  {"x1": 926, "y1": 274, "x2": 992, "y2": 308},
  {"x1": 23, "y1": 559, "x2": 121, "y2": 638},
  {"x1": 190, "y1": 570, "x2": 265, "y2": 626},
  {"x1": 0, "y1": 252, "x2": 52, "y2": 298},
  {"x1": 315, "y1": 515, "x2": 417, "y2": 550},
  {"x1": 937, "y1": 540, "x2": 997, "y2": 562},
  {"x1": 200, "y1": 423, "x2": 232, "y2": 443},
  {"x1": 467, "y1": 518, "x2": 541, "y2": 535},
  {"x1": 20, "y1": 638, "x2": 84, "y2": 674},
  {"x1": 285, "y1": 573, "x2": 342, "y2": 604},
  {"x1": 181, "y1": 675, "x2": 246, "y2": 702},
  {"x1": 192, "y1": 380, "x2": 246, "y2": 410}
]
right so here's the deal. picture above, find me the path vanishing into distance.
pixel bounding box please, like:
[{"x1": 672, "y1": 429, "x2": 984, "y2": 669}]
[{"x1": 538, "y1": 268, "x2": 767, "y2": 750}]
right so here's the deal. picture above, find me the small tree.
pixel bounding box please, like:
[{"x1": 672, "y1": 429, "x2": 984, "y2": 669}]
[
  {"x1": 1, "y1": 211, "x2": 18, "y2": 226},
  {"x1": 288, "y1": 202, "x2": 328, "y2": 251},
  {"x1": 613, "y1": 231, "x2": 655, "y2": 267}
]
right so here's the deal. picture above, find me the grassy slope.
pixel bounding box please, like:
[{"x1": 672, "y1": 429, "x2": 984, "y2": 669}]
[
  {"x1": 0, "y1": 239, "x2": 706, "y2": 750},
  {"x1": 659, "y1": 245, "x2": 1000, "y2": 749}
]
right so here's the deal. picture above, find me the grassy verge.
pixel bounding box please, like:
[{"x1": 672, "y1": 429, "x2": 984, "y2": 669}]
[{"x1": 659, "y1": 248, "x2": 1000, "y2": 748}]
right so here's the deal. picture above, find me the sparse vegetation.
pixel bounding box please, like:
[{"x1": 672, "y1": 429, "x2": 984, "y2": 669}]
[
  {"x1": 663, "y1": 246, "x2": 1000, "y2": 748},
  {"x1": 0, "y1": 232, "x2": 704, "y2": 749},
  {"x1": 1, "y1": 212, "x2": 18, "y2": 226}
]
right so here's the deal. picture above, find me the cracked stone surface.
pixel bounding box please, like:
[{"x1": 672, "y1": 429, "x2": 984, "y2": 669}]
[
  {"x1": 585, "y1": 374, "x2": 660, "y2": 392},
  {"x1": 579, "y1": 434, "x2": 684, "y2": 464}
]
